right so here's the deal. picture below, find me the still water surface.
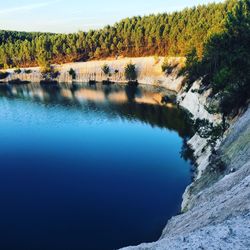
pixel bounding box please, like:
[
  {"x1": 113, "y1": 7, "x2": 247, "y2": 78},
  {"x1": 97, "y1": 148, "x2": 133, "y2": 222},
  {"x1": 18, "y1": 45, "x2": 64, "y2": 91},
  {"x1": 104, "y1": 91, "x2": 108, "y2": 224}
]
[{"x1": 0, "y1": 83, "x2": 193, "y2": 250}]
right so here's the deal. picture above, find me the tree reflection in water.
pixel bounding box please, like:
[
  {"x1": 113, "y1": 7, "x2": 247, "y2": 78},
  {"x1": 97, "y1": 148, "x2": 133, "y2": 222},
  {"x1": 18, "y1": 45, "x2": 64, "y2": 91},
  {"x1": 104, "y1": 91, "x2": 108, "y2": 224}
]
[{"x1": 0, "y1": 82, "x2": 194, "y2": 142}]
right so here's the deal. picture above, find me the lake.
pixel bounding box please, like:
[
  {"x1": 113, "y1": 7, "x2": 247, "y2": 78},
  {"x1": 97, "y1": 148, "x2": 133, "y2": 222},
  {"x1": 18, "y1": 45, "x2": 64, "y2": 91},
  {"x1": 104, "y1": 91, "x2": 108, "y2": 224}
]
[{"x1": 0, "y1": 83, "x2": 193, "y2": 250}]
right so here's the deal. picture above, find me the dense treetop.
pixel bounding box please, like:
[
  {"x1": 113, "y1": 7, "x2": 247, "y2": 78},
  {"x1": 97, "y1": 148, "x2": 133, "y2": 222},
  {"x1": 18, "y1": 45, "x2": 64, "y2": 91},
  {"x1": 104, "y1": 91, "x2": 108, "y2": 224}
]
[{"x1": 0, "y1": 0, "x2": 238, "y2": 68}]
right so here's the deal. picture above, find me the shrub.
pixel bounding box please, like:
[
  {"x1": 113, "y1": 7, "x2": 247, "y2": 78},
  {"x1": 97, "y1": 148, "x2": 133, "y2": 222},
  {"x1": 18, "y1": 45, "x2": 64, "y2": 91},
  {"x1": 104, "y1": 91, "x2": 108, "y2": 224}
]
[
  {"x1": 42, "y1": 66, "x2": 60, "y2": 80},
  {"x1": 14, "y1": 68, "x2": 21, "y2": 74},
  {"x1": 69, "y1": 68, "x2": 76, "y2": 80},
  {"x1": 194, "y1": 118, "x2": 226, "y2": 149},
  {"x1": 162, "y1": 58, "x2": 178, "y2": 74},
  {"x1": 0, "y1": 71, "x2": 9, "y2": 79},
  {"x1": 40, "y1": 64, "x2": 51, "y2": 74},
  {"x1": 161, "y1": 58, "x2": 170, "y2": 72},
  {"x1": 102, "y1": 64, "x2": 110, "y2": 76},
  {"x1": 124, "y1": 63, "x2": 137, "y2": 81},
  {"x1": 50, "y1": 70, "x2": 60, "y2": 79},
  {"x1": 24, "y1": 69, "x2": 32, "y2": 74}
]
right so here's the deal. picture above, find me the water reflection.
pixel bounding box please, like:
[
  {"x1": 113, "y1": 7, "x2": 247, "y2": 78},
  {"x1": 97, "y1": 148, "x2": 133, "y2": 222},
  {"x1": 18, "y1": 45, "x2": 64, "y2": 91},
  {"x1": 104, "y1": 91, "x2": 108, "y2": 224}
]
[
  {"x1": 0, "y1": 82, "x2": 193, "y2": 138},
  {"x1": 0, "y1": 82, "x2": 194, "y2": 250}
]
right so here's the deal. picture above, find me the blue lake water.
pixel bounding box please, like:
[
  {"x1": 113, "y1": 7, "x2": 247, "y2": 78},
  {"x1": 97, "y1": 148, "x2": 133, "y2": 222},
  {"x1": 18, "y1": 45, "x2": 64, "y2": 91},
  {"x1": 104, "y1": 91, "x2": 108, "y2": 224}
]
[{"x1": 0, "y1": 83, "x2": 193, "y2": 250}]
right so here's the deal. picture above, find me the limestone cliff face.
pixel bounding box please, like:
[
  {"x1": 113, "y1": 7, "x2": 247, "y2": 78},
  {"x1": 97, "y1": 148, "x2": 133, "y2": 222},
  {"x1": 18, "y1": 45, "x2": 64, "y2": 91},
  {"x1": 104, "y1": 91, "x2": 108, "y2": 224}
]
[
  {"x1": 121, "y1": 82, "x2": 250, "y2": 250},
  {"x1": 3, "y1": 57, "x2": 185, "y2": 93},
  {"x1": 177, "y1": 80, "x2": 222, "y2": 123},
  {"x1": 178, "y1": 81, "x2": 223, "y2": 184},
  {"x1": 56, "y1": 57, "x2": 185, "y2": 93}
]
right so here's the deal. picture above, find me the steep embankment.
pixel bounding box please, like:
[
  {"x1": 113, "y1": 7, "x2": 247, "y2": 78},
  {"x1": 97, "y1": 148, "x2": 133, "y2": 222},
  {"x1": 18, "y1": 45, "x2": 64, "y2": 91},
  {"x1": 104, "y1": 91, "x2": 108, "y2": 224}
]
[
  {"x1": 2, "y1": 57, "x2": 185, "y2": 93},
  {"x1": 121, "y1": 81, "x2": 250, "y2": 249}
]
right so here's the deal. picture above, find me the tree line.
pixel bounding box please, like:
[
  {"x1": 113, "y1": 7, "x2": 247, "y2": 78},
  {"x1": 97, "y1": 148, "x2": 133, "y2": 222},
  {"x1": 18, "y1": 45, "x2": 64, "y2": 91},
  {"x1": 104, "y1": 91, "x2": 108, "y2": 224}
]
[{"x1": 0, "y1": 0, "x2": 238, "y2": 69}]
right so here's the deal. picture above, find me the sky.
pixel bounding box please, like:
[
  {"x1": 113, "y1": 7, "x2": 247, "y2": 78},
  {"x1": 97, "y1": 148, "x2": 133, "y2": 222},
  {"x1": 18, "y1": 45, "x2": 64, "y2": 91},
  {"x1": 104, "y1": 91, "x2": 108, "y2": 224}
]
[{"x1": 0, "y1": 0, "x2": 224, "y2": 33}]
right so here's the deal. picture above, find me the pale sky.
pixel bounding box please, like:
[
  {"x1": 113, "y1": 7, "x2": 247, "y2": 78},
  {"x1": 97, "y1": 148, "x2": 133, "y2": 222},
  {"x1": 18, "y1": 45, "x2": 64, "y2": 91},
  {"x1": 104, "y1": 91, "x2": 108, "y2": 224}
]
[{"x1": 0, "y1": 0, "x2": 224, "y2": 33}]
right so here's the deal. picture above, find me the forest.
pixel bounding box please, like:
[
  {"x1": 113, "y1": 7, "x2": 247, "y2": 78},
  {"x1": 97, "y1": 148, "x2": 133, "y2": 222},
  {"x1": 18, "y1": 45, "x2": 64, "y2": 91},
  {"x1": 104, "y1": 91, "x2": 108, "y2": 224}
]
[{"x1": 0, "y1": 0, "x2": 238, "y2": 69}]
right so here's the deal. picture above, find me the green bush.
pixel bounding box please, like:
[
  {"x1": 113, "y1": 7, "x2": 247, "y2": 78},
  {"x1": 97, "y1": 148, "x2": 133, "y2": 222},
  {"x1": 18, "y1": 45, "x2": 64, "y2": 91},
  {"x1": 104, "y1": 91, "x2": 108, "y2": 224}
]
[
  {"x1": 124, "y1": 63, "x2": 137, "y2": 81},
  {"x1": 161, "y1": 59, "x2": 170, "y2": 72},
  {"x1": 194, "y1": 118, "x2": 226, "y2": 149},
  {"x1": 24, "y1": 69, "x2": 32, "y2": 74},
  {"x1": 161, "y1": 58, "x2": 178, "y2": 74},
  {"x1": 0, "y1": 71, "x2": 9, "y2": 79},
  {"x1": 42, "y1": 66, "x2": 60, "y2": 80},
  {"x1": 69, "y1": 68, "x2": 76, "y2": 80},
  {"x1": 14, "y1": 68, "x2": 21, "y2": 74},
  {"x1": 50, "y1": 70, "x2": 60, "y2": 79},
  {"x1": 102, "y1": 64, "x2": 110, "y2": 76}
]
